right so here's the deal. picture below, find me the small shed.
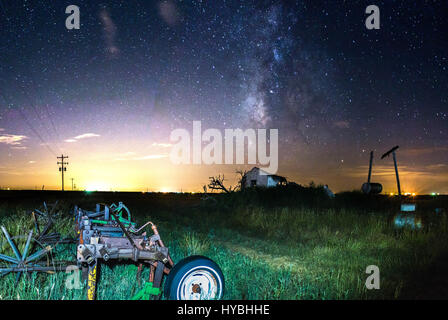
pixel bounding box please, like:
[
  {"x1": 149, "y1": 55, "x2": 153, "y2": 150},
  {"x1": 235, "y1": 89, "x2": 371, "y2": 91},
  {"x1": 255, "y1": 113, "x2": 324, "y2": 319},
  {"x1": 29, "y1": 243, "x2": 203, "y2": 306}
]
[{"x1": 242, "y1": 167, "x2": 287, "y2": 188}]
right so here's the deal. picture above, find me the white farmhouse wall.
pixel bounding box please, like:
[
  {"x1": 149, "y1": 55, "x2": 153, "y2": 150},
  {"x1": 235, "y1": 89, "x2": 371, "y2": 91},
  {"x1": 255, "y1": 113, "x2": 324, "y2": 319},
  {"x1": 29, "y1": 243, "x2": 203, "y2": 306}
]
[{"x1": 244, "y1": 167, "x2": 282, "y2": 188}]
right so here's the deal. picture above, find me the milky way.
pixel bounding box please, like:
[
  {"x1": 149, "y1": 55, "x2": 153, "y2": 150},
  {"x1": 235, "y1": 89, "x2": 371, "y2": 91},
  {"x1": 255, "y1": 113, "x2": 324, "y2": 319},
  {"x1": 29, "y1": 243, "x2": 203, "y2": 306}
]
[{"x1": 0, "y1": 1, "x2": 447, "y2": 193}]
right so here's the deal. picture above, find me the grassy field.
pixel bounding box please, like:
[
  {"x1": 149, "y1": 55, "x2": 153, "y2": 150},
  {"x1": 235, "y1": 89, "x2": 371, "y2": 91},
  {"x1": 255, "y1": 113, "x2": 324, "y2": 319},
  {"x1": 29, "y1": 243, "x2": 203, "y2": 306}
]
[{"x1": 0, "y1": 189, "x2": 447, "y2": 300}]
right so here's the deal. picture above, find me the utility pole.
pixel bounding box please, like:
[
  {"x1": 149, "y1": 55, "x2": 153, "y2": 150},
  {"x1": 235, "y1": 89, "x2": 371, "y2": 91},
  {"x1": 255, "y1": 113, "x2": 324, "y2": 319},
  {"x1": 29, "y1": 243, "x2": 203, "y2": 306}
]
[
  {"x1": 57, "y1": 154, "x2": 69, "y2": 191},
  {"x1": 71, "y1": 178, "x2": 75, "y2": 191}
]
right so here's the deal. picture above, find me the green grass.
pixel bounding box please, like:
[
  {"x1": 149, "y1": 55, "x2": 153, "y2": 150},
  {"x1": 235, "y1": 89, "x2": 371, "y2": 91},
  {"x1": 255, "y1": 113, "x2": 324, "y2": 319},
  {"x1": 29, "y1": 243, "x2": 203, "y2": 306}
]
[{"x1": 0, "y1": 193, "x2": 447, "y2": 300}]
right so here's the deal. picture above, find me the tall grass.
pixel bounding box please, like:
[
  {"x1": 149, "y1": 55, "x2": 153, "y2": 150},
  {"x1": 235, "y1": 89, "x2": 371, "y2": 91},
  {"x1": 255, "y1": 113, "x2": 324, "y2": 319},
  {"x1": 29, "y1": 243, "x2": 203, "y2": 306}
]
[{"x1": 0, "y1": 196, "x2": 447, "y2": 300}]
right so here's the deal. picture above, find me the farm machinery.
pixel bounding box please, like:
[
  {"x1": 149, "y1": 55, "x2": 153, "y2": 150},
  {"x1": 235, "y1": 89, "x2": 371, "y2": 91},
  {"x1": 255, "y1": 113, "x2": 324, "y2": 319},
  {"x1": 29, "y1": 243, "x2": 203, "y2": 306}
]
[{"x1": 0, "y1": 201, "x2": 225, "y2": 300}]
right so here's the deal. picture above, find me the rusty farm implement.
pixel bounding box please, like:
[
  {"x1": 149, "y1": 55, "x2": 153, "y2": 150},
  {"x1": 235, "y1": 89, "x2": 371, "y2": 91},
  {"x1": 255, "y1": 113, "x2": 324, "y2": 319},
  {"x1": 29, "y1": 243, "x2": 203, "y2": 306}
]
[{"x1": 0, "y1": 201, "x2": 225, "y2": 300}]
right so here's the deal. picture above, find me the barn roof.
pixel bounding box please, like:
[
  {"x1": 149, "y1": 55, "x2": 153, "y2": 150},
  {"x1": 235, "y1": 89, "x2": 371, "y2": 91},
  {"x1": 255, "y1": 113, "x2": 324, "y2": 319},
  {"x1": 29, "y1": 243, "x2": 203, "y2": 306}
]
[{"x1": 246, "y1": 167, "x2": 287, "y2": 182}]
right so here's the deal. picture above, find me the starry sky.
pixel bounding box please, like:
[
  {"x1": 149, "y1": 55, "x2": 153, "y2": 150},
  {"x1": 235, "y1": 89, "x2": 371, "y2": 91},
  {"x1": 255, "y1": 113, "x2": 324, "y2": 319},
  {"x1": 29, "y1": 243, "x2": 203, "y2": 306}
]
[{"x1": 0, "y1": 0, "x2": 447, "y2": 193}]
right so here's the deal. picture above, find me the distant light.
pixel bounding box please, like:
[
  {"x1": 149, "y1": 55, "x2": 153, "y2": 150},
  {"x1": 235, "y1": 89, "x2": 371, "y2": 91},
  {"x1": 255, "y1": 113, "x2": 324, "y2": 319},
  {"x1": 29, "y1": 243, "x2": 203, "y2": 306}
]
[
  {"x1": 412, "y1": 193, "x2": 416, "y2": 196},
  {"x1": 389, "y1": 193, "x2": 394, "y2": 196}
]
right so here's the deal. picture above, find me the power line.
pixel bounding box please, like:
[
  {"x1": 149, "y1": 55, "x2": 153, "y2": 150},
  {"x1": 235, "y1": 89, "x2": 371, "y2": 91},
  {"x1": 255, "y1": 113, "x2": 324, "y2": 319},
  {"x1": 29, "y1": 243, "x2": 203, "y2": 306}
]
[
  {"x1": 24, "y1": 66, "x2": 64, "y2": 154},
  {"x1": 1, "y1": 71, "x2": 62, "y2": 156},
  {"x1": 20, "y1": 81, "x2": 63, "y2": 155},
  {"x1": 43, "y1": 102, "x2": 62, "y2": 148},
  {"x1": 19, "y1": 107, "x2": 58, "y2": 156},
  {"x1": 0, "y1": 92, "x2": 57, "y2": 157},
  {"x1": 0, "y1": 2, "x2": 63, "y2": 156}
]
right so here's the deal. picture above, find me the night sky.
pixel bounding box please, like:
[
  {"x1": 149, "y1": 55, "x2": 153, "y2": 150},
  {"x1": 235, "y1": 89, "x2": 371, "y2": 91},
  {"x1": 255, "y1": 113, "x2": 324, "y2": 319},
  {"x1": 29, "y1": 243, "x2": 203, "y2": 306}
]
[{"x1": 0, "y1": 0, "x2": 447, "y2": 193}]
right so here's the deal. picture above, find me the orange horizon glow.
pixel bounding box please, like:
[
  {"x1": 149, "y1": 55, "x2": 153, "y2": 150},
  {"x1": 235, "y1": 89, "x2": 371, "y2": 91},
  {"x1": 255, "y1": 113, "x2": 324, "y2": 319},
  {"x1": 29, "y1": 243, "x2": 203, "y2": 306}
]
[
  {"x1": 1, "y1": 139, "x2": 447, "y2": 194},
  {"x1": 1, "y1": 159, "x2": 446, "y2": 195}
]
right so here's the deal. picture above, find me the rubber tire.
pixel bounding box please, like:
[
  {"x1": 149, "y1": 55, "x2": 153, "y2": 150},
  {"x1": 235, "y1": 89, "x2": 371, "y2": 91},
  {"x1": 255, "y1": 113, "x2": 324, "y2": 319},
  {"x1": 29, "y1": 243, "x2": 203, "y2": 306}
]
[{"x1": 164, "y1": 255, "x2": 225, "y2": 300}]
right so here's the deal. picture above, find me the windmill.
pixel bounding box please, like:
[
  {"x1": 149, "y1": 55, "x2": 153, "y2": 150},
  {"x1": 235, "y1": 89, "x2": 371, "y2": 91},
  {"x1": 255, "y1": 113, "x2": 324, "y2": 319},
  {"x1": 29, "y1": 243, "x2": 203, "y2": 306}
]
[
  {"x1": 381, "y1": 146, "x2": 401, "y2": 196},
  {"x1": 361, "y1": 151, "x2": 383, "y2": 194}
]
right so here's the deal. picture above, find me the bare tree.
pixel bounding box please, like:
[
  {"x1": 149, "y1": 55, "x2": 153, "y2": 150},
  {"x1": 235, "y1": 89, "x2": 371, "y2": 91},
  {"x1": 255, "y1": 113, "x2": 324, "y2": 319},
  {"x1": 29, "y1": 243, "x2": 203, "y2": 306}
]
[{"x1": 207, "y1": 174, "x2": 233, "y2": 193}]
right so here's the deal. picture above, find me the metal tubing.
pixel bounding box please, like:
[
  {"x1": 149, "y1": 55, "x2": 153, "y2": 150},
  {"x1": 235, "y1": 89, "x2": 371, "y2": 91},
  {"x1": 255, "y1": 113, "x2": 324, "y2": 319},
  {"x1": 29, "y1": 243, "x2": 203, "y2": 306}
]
[
  {"x1": 34, "y1": 209, "x2": 45, "y2": 216},
  {"x1": 104, "y1": 206, "x2": 109, "y2": 221},
  {"x1": 15, "y1": 271, "x2": 22, "y2": 283},
  {"x1": 86, "y1": 211, "x2": 105, "y2": 218},
  {"x1": 109, "y1": 210, "x2": 136, "y2": 250},
  {"x1": 106, "y1": 249, "x2": 164, "y2": 261},
  {"x1": 93, "y1": 226, "x2": 124, "y2": 232},
  {"x1": 25, "y1": 245, "x2": 52, "y2": 263},
  {"x1": 0, "y1": 253, "x2": 18, "y2": 264},
  {"x1": 22, "y1": 231, "x2": 34, "y2": 260},
  {"x1": 0, "y1": 265, "x2": 68, "y2": 272},
  {"x1": 392, "y1": 151, "x2": 401, "y2": 196},
  {"x1": 1, "y1": 226, "x2": 22, "y2": 261}
]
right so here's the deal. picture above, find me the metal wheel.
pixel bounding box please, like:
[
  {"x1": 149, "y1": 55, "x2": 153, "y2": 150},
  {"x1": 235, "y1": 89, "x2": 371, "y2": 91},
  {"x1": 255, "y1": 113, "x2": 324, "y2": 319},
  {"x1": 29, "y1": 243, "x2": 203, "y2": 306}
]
[
  {"x1": 178, "y1": 267, "x2": 221, "y2": 300},
  {"x1": 0, "y1": 227, "x2": 54, "y2": 282},
  {"x1": 164, "y1": 255, "x2": 224, "y2": 300}
]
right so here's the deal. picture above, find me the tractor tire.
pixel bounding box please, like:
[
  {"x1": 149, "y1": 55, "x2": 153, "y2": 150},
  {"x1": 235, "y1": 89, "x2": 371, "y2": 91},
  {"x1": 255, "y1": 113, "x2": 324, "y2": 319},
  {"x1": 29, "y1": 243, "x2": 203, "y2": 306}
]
[{"x1": 164, "y1": 255, "x2": 224, "y2": 300}]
